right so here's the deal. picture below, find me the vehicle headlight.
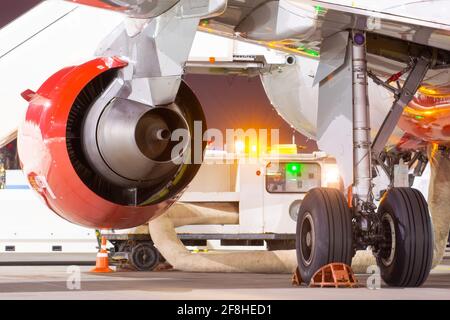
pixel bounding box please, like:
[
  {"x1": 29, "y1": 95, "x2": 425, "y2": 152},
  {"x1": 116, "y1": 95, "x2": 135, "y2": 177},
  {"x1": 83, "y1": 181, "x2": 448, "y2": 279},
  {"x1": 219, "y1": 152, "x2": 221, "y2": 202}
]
[{"x1": 324, "y1": 164, "x2": 340, "y2": 188}]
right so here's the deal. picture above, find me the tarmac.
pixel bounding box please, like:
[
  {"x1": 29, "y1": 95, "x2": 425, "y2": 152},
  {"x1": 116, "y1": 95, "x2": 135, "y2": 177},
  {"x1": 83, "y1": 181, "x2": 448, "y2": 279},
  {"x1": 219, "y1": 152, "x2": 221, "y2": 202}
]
[{"x1": 0, "y1": 250, "x2": 448, "y2": 300}]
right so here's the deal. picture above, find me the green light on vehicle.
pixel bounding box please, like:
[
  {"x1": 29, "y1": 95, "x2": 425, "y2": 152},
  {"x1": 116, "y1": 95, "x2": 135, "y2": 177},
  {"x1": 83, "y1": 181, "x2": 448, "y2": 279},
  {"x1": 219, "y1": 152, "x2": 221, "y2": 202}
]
[
  {"x1": 314, "y1": 5, "x2": 326, "y2": 15},
  {"x1": 415, "y1": 115, "x2": 424, "y2": 120},
  {"x1": 286, "y1": 162, "x2": 303, "y2": 175}
]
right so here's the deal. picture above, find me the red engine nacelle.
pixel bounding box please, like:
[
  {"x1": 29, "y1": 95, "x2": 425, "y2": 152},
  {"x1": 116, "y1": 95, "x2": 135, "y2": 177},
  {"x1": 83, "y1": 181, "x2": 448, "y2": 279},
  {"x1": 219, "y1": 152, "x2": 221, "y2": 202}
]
[
  {"x1": 399, "y1": 86, "x2": 450, "y2": 147},
  {"x1": 18, "y1": 57, "x2": 205, "y2": 229}
]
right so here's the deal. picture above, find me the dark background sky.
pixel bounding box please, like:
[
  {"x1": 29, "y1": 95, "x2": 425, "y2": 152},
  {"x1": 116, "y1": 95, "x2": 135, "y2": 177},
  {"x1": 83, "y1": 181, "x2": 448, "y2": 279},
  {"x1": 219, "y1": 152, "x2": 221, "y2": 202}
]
[
  {"x1": 1, "y1": 0, "x2": 317, "y2": 151},
  {"x1": 0, "y1": 0, "x2": 42, "y2": 27}
]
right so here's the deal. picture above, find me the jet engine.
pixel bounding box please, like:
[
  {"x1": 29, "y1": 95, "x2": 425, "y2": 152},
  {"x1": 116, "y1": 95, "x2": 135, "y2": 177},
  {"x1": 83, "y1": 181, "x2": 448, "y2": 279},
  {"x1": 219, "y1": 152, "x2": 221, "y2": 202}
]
[{"x1": 17, "y1": 57, "x2": 206, "y2": 229}]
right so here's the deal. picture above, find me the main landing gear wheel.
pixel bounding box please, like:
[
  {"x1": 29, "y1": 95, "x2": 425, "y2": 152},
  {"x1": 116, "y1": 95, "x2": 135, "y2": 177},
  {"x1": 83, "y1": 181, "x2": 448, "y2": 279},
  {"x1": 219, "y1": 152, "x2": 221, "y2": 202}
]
[
  {"x1": 296, "y1": 188, "x2": 353, "y2": 284},
  {"x1": 376, "y1": 187, "x2": 433, "y2": 287},
  {"x1": 129, "y1": 242, "x2": 161, "y2": 271}
]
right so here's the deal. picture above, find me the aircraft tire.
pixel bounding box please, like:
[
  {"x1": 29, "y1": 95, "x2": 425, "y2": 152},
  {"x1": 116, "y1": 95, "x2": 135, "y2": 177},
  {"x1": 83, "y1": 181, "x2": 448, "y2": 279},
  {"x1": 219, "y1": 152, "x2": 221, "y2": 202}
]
[
  {"x1": 376, "y1": 187, "x2": 433, "y2": 287},
  {"x1": 296, "y1": 188, "x2": 353, "y2": 284}
]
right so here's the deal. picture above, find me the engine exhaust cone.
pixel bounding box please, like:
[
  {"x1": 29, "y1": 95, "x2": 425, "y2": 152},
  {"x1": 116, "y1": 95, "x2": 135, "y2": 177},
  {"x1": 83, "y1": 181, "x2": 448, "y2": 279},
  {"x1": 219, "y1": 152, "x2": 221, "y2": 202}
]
[{"x1": 83, "y1": 97, "x2": 190, "y2": 188}]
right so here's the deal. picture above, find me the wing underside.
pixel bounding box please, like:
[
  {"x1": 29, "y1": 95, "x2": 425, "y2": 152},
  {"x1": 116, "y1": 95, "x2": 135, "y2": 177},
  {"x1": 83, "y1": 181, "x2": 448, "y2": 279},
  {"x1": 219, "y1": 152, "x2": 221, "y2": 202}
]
[{"x1": 66, "y1": 0, "x2": 450, "y2": 62}]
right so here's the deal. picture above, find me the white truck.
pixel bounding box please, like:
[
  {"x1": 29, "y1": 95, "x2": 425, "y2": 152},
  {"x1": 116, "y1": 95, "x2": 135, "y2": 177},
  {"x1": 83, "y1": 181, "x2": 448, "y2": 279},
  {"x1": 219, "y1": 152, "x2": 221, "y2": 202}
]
[{"x1": 103, "y1": 146, "x2": 343, "y2": 270}]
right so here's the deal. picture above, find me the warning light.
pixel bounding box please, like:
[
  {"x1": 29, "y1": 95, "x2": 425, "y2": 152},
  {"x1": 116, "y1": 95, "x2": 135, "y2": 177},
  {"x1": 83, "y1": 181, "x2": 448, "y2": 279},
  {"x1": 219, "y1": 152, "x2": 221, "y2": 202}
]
[
  {"x1": 270, "y1": 144, "x2": 297, "y2": 155},
  {"x1": 314, "y1": 5, "x2": 326, "y2": 14},
  {"x1": 325, "y1": 164, "x2": 340, "y2": 188},
  {"x1": 235, "y1": 141, "x2": 245, "y2": 153},
  {"x1": 286, "y1": 162, "x2": 303, "y2": 175}
]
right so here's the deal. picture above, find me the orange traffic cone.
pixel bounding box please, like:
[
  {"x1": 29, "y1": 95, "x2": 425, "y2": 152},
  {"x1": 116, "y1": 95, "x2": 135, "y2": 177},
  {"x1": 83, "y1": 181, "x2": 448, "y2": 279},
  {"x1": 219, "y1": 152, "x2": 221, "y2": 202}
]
[{"x1": 91, "y1": 236, "x2": 113, "y2": 273}]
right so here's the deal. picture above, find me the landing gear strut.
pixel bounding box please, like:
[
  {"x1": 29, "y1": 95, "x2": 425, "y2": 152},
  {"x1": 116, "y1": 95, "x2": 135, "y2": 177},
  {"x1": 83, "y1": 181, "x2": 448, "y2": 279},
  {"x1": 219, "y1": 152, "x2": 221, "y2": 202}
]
[{"x1": 296, "y1": 30, "x2": 433, "y2": 287}]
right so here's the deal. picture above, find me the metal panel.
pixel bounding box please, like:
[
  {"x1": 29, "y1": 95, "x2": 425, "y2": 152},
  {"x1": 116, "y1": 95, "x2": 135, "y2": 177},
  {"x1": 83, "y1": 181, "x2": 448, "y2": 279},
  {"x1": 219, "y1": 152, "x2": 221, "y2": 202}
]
[
  {"x1": 236, "y1": 0, "x2": 317, "y2": 41},
  {"x1": 68, "y1": 0, "x2": 179, "y2": 18},
  {"x1": 316, "y1": 35, "x2": 354, "y2": 187},
  {"x1": 313, "y1": 30, "x2": 349, "y2": 85}
]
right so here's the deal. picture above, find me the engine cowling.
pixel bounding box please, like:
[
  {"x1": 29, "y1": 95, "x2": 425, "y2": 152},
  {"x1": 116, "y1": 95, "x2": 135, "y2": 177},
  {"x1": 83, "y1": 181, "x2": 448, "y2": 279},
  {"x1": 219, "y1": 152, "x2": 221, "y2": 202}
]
[{"x1": 18, "y1": 57, "x2": 206, "y2": 229}]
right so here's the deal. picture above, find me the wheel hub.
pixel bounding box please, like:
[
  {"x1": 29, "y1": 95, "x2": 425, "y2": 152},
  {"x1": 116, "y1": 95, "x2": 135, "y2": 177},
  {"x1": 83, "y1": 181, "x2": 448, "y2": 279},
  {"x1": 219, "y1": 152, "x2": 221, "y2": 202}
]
[
  {"x1": 300, "y1": 213, "x2": 315, "y2": 266},
  {"x1": 380, "y1": 213, "x2": 396, "y2": 267},
  {"x1": 306, "y1": 232, "x2": 312, "y2": 247}
]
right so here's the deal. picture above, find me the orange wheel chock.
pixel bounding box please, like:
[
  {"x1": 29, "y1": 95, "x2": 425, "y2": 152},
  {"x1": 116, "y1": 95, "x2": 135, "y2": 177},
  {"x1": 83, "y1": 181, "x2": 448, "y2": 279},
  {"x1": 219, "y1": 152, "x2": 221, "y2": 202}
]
[
  {"x1": 292, "y1": 267, "x2": 302, "y2": 286},
  {"x1": 309, "y1": 263, "x2": 359, "y2": 288}
]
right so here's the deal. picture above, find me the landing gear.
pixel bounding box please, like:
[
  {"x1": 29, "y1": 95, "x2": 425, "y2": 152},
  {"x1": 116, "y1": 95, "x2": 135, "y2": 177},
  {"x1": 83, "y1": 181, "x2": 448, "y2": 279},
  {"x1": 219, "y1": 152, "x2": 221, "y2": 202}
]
[
  {"x1": 296, "y1": 188, "x2": 353, "y2": 283},
  {"x1": 295, "y1": 30, "x2": 434, "y2": 287},
  {"x1": 376, "y1": 188, "x2": 433, "y2": 287}
]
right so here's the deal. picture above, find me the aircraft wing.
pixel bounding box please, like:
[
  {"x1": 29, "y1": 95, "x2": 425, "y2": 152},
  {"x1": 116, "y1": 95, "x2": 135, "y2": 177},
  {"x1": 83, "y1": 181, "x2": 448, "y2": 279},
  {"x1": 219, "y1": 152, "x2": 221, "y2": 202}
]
[
  {"x1": 201, "y1": 0, "x2": 450, "y2": 63},
  {"x1": 65, "y1": 1, "x2": 450, "y2": 60},
  {"x1": 67, "y1": 0, "x2": 179, "y2": 18}
]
